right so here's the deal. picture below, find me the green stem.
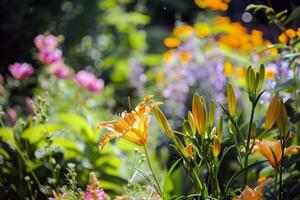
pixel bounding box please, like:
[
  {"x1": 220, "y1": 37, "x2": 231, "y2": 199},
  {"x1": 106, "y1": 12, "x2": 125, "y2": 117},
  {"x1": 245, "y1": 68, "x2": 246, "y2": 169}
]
[
  {"x1": 279, "y1": 139, "x2": 285, "y2": 200},
  {"x1": 274, "y1": 170, "x2": 278, "y2": 197},
  {"x1": 191, "y1": 168, "x2": 203, "y2": 197},
  {"x1": 243, "y1": 102, "x2": 256, "y2": 187},
  {"x1": 143, "y1": 145, "x2": 162, "y2": 196}
]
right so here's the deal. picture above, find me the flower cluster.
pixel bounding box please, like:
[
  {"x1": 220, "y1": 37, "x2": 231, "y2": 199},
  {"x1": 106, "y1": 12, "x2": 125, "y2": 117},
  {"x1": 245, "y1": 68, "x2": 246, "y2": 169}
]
[
  {"x1": 278, "y1": 28, "x2": 300, "y2": 44},
  {"x1": 34, "y1": 34, "x2": 104, "y2": 93},
  {"x1": 8, "y1": 62, "x2": 34, "y2": 80},
  {"x1": 194, "y1": 0, "x2": 230, "y2": 11},
  {"x1": 34, "y1": 34, "x2": 70, "y2": 79}
]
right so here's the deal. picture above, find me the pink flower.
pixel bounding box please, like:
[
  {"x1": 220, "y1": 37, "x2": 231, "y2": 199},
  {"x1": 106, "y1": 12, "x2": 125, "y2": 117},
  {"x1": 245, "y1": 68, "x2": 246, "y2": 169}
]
[
  {"x1": 74, "y1": 70, "x2": 104, "y2": 93},
  {"x1": 38, "y1": 49, "x2": 62, "y2": 65},
  {"x1": 83, "y1": 172, "x2": 105, "y2": 200},
  {"x1": 34, "y1": 34, "x2": 58, "y2": 51},
  {"x1": 8, "y1": 63, "x2": 34, "y2": 80},
  {"x1": 49, "y1": 61, "x2": 70, "y2": 79}
]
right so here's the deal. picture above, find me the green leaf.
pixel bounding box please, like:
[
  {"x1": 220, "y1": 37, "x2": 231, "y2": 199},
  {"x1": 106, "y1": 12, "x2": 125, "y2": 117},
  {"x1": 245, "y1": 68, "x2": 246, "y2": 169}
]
[
  {"x1": 246, "y1": 4, "x2": 274, "y2": 14},
  {"x1": 0, "y1": 128, "x2": 16, "y2": 147},
  {"x1": 60, "y1": 113, "x2": 95, "y2": 141},
  {"x1": 162, "y1": 158, "x2": 182, "y2": 196},
  {"x1": 274, "y1": 79, "x2": 297, "y2": 93},
  {"x1": 52, "y1": 137, "x2": 83, "y2": 159},
  {"x1": 22, "y1": 124, "x2": 61, "y2": 144},
  {"x1": 136, "y1": 167, "x2": 161, "y2": 194},
  {"x1": 283, "y1": 6, "x2": 300, "y2": 25},
  {"x1": 219, "y1": 46, "x2": 251, "y2": 65}
]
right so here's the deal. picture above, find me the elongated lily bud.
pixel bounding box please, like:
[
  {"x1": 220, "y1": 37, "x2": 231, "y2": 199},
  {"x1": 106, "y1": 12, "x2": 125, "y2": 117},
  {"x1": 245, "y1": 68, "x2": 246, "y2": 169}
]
[
  {"x1": 213, "y1": 136, "x2": 221, "y2": 157},
  {"x1": 217, "y1": 116, "x2": 223, "y2": 142},
  {"x1": 188, "y1": 111, "x2": 196, "y2": 135},
  {"x1": 257, "y1": 64, "x2": 265, "y2": 92},
  {"x1": 249, "y1": 68, "x2": 256, "y2": 93},
  {"x1": 154, "y1": 107, "x2": 173, "y2": 139},
  {"x1": 227, "y1": 84, "x2": 236, "y2": 116},
  {"x1": 246, "y1": 66, "x2": 251, "y2": 91},
  {"x1": 192, "y1": 93, "x2": 206, "y2": 136},
  {"x1": 208, "y1": 101, "x2": 215, "y2": 127},
  {"x1": 265, "y1": 94, "x2": 280, "y2": 130},
  {"x1": 277, "y1": 99, "x2": 288, "y2": 136}
]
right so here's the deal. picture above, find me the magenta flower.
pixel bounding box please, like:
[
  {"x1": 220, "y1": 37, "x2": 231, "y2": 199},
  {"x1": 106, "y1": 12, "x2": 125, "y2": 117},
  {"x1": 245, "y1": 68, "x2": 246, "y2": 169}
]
[
  {"x1": 8, "y1": 63, "x2": 34, "y2": 80},
  {"x1": 34, "y1": 34, "x2": 58, "y2": 51},
  {"x1": 74, "y1": 70, "x2": 104, "y2": 93},
  {"x1": 83, "y1": 172, "x2": 105, "y2": 200},
  {"x1": 49, "y1": 61, "x2": 70, "y2": 79},
  {"x1": 38, "y1": 49, "x2": 62, "y2": 65}
]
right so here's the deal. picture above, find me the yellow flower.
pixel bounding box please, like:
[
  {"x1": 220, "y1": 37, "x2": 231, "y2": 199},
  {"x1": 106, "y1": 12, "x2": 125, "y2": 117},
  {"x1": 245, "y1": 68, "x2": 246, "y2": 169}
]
[
  {"x1": 98, "y1": 95, "x2": 161, "y2": 150},
  {"x1": 278, "y1": 33, "x2": 288, "y2": 44},
  {"x1": 235, "y1": 67, "x2": 246, "y2": 78},
  {"x1": 179, "y1": 51, "x2": 192, "y2": 63},
  {"x1": 155, "y1": 72, "x2": 165, "y2": 84},
  {"x1": 215, "y1": 16, "x2": 231, "y2": 25},
  {"x1": 195, "y1": 0, "x2": 230, "y2": 11},
  {"x1": 285, "y1": 28, "x2": 296, "y2": 39},
  {"x1": 252, "y1": 140, "x2": 300, "y2": 169},
  {"x1": 163, "y1": 50, "x2": 175, "y2": 64},
  {"x1": 224, "y1": 61, "x2": 233, "y2": 77},
  {"x1": 257, "y1": 176, "x2": 267, "y2": 183},
  {"x1": 297, "y1": 28, "x2": 300, "y2": 37},
  {"x1": 163, "y1": 37, "x2": 181, "y2": 48},
  {"x1": 173, "y1": 25, "x2": 193, "y2": 38},
  {"x1": 233, "y1": 178, "x2": 272, "y2": 200},
  {"x1": 195, "y1": 25, "x2": 210, "y2": 38},
  {"x1": 265, "y1": 68, "x2": 276, "y2": 80}
]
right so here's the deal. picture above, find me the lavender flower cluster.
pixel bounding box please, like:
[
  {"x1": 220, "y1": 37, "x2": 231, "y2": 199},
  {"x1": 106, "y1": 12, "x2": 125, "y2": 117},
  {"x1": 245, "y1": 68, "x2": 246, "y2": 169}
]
[{"x1": 160, "y1": 36, "x2": 227, "y2": 117}]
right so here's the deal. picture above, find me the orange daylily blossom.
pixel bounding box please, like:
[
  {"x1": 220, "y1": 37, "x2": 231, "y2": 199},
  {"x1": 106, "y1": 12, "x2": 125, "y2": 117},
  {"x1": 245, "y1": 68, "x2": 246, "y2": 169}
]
[
  {"x1": 98, "y1": 95, "x2": 161, "y2": 150},
  {"x1": 252, "y1": 140, "x2": 300, "y2": 169},
  {"x1": 233, "y1": 178, "x2": 272, "y2": 200}
]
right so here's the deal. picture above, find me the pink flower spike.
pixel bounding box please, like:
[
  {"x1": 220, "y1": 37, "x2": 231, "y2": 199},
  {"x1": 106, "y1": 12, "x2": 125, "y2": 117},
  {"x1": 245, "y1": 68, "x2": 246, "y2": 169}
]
[
  {"x1": 83, "y1": 172, "x2": 105, "y2": 200},
  {"x1": 74, "y1": 70, "x2": 104, "y2": 93},
  {"x1": 49, "y1": 61, "x2": 70, "y2": 79},
  {"x1": 8, "y1": 63, "x2": 34, "y2": 80}
]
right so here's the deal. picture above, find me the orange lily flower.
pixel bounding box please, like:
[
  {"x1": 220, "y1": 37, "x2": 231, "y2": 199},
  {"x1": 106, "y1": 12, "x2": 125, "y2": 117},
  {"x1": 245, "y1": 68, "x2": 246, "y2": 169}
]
[
  {"x1": 98, "y1": 95, "x2": 161, "y2": 150},
  {"x1": 233, "y1": 178, "x2": 272, "y2": 200},
  {"x1": 252, "y1": 140, "x2": 300, "y2": 169}
]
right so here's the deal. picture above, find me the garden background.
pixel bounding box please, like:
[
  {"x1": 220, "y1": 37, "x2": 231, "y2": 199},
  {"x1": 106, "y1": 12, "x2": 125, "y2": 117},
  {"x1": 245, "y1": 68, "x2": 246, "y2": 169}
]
[{"x1": 1, "y1": 0, "x2": 300, "y2": 199}]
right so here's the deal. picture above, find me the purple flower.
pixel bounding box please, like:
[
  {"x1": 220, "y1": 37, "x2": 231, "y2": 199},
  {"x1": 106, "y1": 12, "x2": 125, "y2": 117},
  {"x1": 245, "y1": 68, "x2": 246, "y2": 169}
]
[
  {"x1": 83, "y1": 172, "x2": 105, "y2": 200},
  {"x1": 74, "y1": 70, "x2": 104, "y2": 93},
  {"x1": 49, "y1": 61, "x2": 70, "y2": 79},
  {"x1": 8, "y1": 63, "x2": 34, "y2": 80},
  {"x1": 34, "y1": 34, "x2": 58, "y2": 51}
]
